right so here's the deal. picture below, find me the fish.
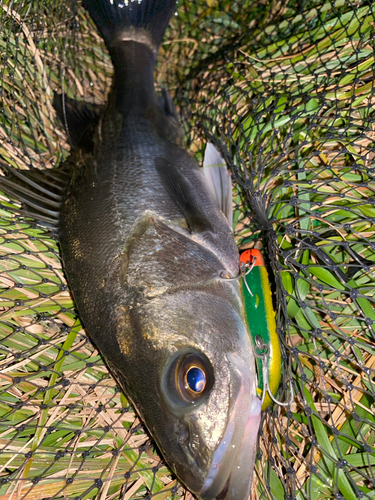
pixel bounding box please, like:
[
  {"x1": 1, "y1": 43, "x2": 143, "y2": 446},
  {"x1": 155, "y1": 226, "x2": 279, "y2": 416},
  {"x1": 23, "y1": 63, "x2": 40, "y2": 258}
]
[{"x1": 0, "y1": 1, "x2": 262, "y2": 498}]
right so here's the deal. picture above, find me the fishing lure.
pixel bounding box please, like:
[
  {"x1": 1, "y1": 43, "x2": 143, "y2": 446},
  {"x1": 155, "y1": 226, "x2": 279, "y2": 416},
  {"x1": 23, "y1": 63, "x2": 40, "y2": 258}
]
[
  {"x1": 202, "y1": 144, "x2": 282, "y2": 409},
  {"x1": 240, "y1": 249, "x2": 282, "y2": 409}
]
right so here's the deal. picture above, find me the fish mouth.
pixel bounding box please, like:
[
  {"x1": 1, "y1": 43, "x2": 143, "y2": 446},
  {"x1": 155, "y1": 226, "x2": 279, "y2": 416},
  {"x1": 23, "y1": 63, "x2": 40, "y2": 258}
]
[{"x1": 200, "y1": 353, "x2": 262, "y2": 500}]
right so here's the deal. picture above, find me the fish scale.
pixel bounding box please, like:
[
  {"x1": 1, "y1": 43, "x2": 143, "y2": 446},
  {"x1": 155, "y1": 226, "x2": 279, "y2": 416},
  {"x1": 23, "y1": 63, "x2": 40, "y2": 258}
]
[{"x1": 0, "y1": 1, "x2": 262, "y2": 499}]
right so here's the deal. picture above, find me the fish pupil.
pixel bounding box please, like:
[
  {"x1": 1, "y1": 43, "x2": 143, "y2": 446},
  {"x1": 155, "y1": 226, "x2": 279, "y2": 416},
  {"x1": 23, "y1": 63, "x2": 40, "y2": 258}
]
[{"x1": 186, "y1": 367, "x2": 206, "y2": 393}]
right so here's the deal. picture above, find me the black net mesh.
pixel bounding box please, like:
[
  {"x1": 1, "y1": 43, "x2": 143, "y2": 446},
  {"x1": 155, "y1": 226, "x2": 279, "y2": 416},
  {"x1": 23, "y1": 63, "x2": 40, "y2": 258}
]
[{"x1": 0, "y1": 0, "x2": 374, "y2": 499}]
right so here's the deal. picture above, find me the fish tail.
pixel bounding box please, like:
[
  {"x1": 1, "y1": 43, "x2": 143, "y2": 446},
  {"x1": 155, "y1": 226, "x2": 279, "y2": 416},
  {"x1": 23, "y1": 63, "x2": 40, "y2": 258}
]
[{"x1": 82, "y1": 0, "x2": 177, "y2": 53}]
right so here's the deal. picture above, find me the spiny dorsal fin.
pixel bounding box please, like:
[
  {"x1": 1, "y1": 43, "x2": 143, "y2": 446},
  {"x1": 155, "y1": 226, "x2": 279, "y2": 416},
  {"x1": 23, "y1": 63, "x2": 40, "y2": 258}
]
[{"x1": 203, "y1": 143, "x2": 233, "y2": 229}]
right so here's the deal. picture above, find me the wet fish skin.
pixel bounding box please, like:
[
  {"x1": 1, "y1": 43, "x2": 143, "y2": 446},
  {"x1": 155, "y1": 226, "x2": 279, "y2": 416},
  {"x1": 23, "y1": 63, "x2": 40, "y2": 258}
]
[
  {"x1": 0, "y1": 0, "x2": 262, "y2": 497},
  {"x1": 59, "y1": 43, "x2": 254, "y2": 493}
]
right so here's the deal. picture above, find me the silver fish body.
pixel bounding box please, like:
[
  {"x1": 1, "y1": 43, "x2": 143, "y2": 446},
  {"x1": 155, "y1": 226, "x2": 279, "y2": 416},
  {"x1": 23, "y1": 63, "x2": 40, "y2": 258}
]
[{"x1": 1, "y1": 1, "x2": 262, "y2": 498}]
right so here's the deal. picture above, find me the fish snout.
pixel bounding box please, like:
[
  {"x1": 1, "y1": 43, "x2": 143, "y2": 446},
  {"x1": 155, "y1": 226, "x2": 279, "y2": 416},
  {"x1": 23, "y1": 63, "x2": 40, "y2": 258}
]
[{"x1": 200, "y1": 353, "x2": 262, "y2": 500}]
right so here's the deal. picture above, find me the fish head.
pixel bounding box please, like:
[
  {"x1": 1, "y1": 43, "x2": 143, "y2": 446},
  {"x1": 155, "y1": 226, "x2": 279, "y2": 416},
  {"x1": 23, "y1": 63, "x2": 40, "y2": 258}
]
[
  {"x1": 160, "y1": 347, "x2": 262, "y2": 500},
  {"x1": 118, "y1": 285, "x2": 262, "y2": 500}
]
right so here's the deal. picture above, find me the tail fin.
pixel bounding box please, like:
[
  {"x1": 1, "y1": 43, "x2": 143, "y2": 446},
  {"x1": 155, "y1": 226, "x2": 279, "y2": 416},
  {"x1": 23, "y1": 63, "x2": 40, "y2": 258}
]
[{"x1": 82, "y1": 0, "x2": 177, "y2": 51}]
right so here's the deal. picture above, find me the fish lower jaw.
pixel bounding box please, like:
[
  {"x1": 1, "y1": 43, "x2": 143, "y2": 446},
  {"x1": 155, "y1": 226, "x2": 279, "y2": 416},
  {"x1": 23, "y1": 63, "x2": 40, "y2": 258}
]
[
  {"x1": 199, "y1": 398, "x2": 261, "y2": 500},
  {"x1": 199, "y1": 353, "x2": 262, "y2": 500}
]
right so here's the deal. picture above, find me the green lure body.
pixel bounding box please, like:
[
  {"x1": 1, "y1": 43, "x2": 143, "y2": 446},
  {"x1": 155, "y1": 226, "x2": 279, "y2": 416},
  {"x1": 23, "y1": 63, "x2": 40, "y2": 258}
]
[{"x1": 240, "y1": 249, "x2": 282, "y2": 409}]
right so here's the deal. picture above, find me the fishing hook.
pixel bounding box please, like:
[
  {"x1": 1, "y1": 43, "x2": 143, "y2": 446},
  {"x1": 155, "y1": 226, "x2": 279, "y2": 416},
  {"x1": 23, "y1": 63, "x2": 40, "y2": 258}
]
[
  {"x1": 255, "y1": 336, "x2": 294, "y2": 407},
  {"x1": 219, "y1": 256, "x2": 257, "y2": 297}
]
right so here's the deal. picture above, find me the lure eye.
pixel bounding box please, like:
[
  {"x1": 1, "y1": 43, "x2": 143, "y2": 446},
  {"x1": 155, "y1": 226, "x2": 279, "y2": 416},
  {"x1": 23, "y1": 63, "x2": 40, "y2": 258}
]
[{"x1": 176, "y1": 353, "x2": 213, "y2": 403}]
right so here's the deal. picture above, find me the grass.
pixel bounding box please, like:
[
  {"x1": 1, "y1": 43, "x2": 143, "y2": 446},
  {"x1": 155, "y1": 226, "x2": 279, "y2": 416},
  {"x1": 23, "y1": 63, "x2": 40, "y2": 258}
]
[
  {"x1": 170, "y1": 0, "x2": 375, "y2": 499},
  {"x1": 0, "y1": 0, "x2": 375, "y2": 499}
]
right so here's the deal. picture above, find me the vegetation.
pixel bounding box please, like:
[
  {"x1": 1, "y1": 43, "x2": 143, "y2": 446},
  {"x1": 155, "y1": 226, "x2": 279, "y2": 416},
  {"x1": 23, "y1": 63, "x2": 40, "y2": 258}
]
[{"x1": 0, "y1": 0, "x2": 374, "y2": 498}]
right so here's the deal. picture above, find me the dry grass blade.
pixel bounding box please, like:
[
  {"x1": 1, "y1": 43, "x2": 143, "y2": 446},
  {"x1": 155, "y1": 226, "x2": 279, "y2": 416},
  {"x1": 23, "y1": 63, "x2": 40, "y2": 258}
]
[{"x1": 0, "y1": 0, "x2": 375, "y2": 499}]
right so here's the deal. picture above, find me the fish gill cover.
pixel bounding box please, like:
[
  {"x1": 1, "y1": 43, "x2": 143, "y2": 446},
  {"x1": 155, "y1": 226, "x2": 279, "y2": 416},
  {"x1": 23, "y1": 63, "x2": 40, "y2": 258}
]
[{"x1": 0, "y1": 0, "x2": 374, "y2": 499}]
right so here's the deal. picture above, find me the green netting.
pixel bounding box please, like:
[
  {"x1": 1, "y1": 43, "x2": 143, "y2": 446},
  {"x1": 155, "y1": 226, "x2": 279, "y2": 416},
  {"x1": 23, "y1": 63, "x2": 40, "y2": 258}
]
[{"x1": 0, "y1": 0, "x2": 374, "y2": 499}]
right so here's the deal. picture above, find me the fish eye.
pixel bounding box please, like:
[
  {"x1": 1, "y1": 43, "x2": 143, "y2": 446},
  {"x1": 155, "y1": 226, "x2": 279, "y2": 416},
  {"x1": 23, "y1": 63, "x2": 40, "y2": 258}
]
[
  {"x1": 164, "y1": 351, "x2": 214, "y2": 406},
  {"x1": 186, "y1": 366, "x2": 206, "y2": 393},
  {"x1": 176, "y1": 353, "x2": 213, "y2": 403}
]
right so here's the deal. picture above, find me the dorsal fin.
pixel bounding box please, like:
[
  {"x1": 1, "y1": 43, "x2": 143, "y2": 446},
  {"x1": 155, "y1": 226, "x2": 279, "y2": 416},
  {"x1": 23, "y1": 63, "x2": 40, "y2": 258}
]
[{"x1": 0, "y1": 163, "x2": 70, "y2": 231}]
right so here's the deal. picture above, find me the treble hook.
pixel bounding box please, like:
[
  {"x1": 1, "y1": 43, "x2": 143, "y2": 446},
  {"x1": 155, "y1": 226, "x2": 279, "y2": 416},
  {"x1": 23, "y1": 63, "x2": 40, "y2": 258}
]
[{"x1": 255, "y1": 336, "x2": 294, "y2": 407}]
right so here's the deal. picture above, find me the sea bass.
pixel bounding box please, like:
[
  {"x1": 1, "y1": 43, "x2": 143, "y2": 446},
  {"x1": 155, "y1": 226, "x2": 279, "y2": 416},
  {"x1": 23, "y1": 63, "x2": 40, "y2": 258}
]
[{"x1": 0, "y1": 0, "x2": 262, "y2": 498}]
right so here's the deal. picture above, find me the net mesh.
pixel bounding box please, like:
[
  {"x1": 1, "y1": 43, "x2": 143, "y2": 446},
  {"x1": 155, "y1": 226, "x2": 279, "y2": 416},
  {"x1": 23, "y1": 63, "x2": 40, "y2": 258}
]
[{"x1": 0, "y1": 0, "x2": 374, "y2": 499}]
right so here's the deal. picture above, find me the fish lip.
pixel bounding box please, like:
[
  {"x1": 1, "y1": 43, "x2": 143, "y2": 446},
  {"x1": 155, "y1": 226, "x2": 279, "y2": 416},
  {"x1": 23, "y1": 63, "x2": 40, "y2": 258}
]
[{"x1": 200, "y1": 353, "x2": 262, "y2": 500}]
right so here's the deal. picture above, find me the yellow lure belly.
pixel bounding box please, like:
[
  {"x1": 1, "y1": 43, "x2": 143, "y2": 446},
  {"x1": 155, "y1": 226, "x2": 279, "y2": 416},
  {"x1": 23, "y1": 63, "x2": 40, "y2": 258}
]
[{"x1": 240, "y1": 249, "x2": 282, "y2": 409}]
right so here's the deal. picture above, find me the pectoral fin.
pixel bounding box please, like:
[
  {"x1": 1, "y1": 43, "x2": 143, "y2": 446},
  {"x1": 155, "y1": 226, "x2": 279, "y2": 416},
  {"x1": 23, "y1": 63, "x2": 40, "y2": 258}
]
[
  {"x1": 203, "y1": 143, "x2": 233, "y2": 228},
  {"x1": 155, "y1": 158, "x2": 213, "y2": 233}
]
